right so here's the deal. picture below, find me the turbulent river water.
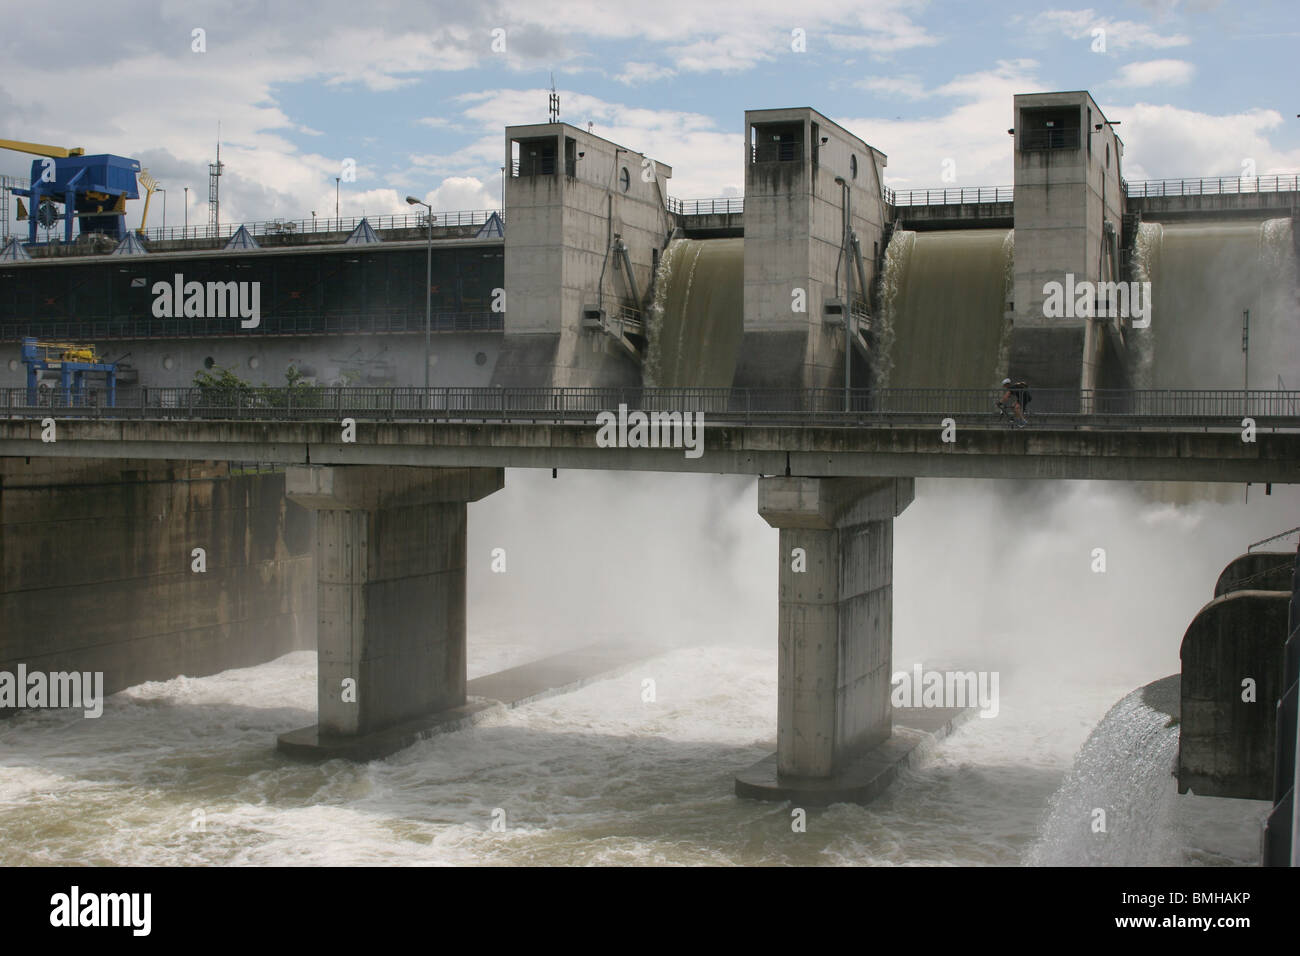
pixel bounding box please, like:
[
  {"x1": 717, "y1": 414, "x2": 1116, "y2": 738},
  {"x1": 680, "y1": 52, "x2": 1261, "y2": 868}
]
[{"x1": 1, "y1": 471, "x2": 1290, "y2": 866}]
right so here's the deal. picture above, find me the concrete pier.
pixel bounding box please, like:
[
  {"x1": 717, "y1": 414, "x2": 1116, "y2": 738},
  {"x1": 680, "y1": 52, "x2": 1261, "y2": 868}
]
[
  {"x1": 736, "y1": 475, "x2": 913, "y2": 798},
  {"x1": 0, "y1": 458, "x2": 314, "y2": 712},
  {"x1": 277, "y1": 464, "x2": 502, "y2": 758}
]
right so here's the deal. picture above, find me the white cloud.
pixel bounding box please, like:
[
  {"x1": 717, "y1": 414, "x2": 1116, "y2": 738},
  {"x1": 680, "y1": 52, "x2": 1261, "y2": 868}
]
[
  {"x1": 856, "y1": 75, "x2": 930, "y2": 100},
  {"x1": 615, "y1": 62, "x2": 678, "y2": 85},
  {"x1": 1021, "y1": 9, "x2": 1191, "y2": 50},
  {"x1": 1096, "y1": 102, "x2": 1300, "y2": 180},
  {"x1": 1111, "y1": 59, "x2": 1195, "y2": 87},
  {"x1": 840, "y1": 60, "x2": 1043, "y2": 189}
]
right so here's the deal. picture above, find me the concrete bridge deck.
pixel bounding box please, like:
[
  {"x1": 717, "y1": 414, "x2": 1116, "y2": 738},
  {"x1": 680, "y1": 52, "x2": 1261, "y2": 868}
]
[{"x1": 3, "y1": 386, "x2": 1298, "y2": 484}]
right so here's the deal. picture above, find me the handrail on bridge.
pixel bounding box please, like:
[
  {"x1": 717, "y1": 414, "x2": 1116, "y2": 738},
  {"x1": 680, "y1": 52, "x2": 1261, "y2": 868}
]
[
  {"x1": 1123, "y1": 174, "x2": 1300, "y2": 199},
  {"x1": 1249, "y1": 526, "x2": 1300, "y2": 553},
  {"x1": 136, "y1": 209, "x2": 501, "y2": 243},
  {"x1": 884, "y1": 186, "x2": 1014, "y2": 207},
  {"x1": 4, "y1": 386, "x2": 1299, "y2": 429}
]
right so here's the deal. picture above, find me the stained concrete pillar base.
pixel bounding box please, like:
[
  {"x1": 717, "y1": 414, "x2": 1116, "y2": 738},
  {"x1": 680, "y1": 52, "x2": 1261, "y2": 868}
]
[
  {"x1": 276, "y1": 465, "x2": 503, "y2": 760},
  {"x1": 735, "y1": 706, "x2": 972, "y2": 806},
  {"x1": 740, "y1": 475, "x2": 913, "y2": 789}
]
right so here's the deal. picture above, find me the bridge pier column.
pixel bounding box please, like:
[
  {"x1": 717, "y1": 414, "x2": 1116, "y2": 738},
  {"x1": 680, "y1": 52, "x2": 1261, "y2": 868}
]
[
  {"x1": 736, "y1": 475, "x2": 914, "y2": 802},
  {"x1": 277, "y1": 465, "x2": 503, "y2": 759}
]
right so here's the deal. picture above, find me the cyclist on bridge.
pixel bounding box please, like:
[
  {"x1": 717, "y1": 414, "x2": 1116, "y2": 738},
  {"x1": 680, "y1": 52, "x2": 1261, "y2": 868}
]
[{"x1": 998, "y1": 377, "x2": 1030, "y2": 427}]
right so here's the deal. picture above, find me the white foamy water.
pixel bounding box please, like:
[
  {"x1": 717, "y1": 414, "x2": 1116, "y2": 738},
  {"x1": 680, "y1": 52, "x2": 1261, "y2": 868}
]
[{"x1": 0, "y1": 471, "x2": 1289, "y2": 866}]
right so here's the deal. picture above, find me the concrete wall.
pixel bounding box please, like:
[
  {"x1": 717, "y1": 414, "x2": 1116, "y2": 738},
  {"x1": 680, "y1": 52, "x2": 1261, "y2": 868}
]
[
  {"x1": 1179, "y1": 587, "x2": 1291, "y2": 799},
  {"x1": 1214, "y1": 551, "x2": 1297, "y2": 597},
  {"x1": 285, "y1": 465, "x2": 502, "y2": 741},
  {"x1": 759, "y1": 476, "x2": 913, "y2": 777},
  {"x1": 0, "y1": 332, "x2": 503, "y2": 392},
  {"x1": 0, "y1": 458, "x2": 314, "y2": 709},
  {"x1": 497, "y1": 122, "x2": 674, "y2": 387},
  {"x1": 738, "y1": 109, "x2": 887, "y2": 390},
  {"x1": 1010, "y1": 91, "x2": 1126, "y2": 391}
]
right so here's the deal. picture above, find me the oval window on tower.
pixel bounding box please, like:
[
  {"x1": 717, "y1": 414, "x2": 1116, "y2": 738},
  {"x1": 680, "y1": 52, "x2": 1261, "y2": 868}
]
[
  {"x1": 619, "y1": 167, "x2": 631, "y2": 192},
  {"x1": 849, "y1": 154, "x2": 858, "y2": 179}
]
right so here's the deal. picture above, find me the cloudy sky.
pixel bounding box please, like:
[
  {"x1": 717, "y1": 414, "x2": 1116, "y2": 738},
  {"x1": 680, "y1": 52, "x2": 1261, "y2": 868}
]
[{"x1": 1, "y1": 0, "x2": 1296, "y2": 232}]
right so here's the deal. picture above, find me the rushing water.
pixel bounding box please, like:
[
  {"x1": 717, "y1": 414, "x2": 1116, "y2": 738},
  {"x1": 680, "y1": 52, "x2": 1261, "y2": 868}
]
[
  {"x1": 0, "y1": 472, "x2": 1288, "y2": 866},
  {"x1": 875, "y1": 228, "x2": 1014, "y2": 388},
  {"x1": 1131, "y1": 218, "x2": 1298, "y2": 389},
  {"x1": 644, "y1": 237, "x2": 744, "y2": 388}
]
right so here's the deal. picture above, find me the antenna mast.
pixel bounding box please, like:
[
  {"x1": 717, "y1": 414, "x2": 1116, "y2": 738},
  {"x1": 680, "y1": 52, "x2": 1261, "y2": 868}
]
[
  {"x1": 208, "y1": 123, "x2": 224, "y2": 237},
  {"x1": 548, "y1": 73, "x2": 560, "y2": 123}
]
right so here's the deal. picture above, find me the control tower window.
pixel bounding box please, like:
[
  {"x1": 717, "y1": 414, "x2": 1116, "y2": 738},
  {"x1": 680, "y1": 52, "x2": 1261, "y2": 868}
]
[
  {"x1": 1019, "y1": 106, "x2": 1081, "y2": 151},
  {"x1": 513, "y1": 137, "x2": 557, "y2": 176},
  {"x1": 751, "y1": 122, "x2": 803, "y2": 163}
]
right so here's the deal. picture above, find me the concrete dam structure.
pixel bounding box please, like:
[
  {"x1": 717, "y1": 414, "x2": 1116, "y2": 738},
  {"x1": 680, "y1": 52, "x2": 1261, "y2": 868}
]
[{"x1": 2, "y1": 87, "x2": 1299, "y2": 862}]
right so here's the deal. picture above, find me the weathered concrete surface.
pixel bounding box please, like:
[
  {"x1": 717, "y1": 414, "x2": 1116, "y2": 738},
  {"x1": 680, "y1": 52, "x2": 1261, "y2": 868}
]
[
  {"x1": 1178, "y1": 589, "x2": 1290, "y2": 799},
  {"x1": 279, "y1": 641, "x2": 666, "y2": 760},
  {"x1": 0, "y1": 458, "x2": 314, "y2": 710},
  {"x1": 1129, "y1": 193, "x2": 1299, "y2": 222},
  {"x1": 735, "y1": 705, "x2": 973, "y2": 805},
  {"x1": 4, "y1": 418, "x2": 1297, "y2": 484},
  {"x1": 739, "y1": 108, "x2": 886, "y2": 390},
  {"x1": 1011, "y1": 92, "x2": 1126, "y2": 391},
  {"x1": 497, "y1": 122, "x2": 673, "y2": 387},
  {"x1": 1213, "y1": 551, "x2": 1296, "y2": 597},
  {"x1": 278, "y1": 465, "x2": 503, "y2": 751},
  {"x1": 757, "y1": 476, "x2": 913, "y2": 778}
]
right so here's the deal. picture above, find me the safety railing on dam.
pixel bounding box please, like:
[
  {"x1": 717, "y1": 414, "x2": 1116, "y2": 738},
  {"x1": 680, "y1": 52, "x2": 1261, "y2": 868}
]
[
  {"x1": 665, "y1": 197, "x2": 745, "y2": 216},
  {"x1": 4, "y1": 386, "x2": 1298, "y2": 430},
  {"x1": 883, "y1": 186, "x2": 1014, "y2": 206},
  {"x1": 138, "y1": 210, "x2": 501, "y2": 243},
  {"x1": 1123, "y1": 174, "x2": 1300, "y2": 198}
]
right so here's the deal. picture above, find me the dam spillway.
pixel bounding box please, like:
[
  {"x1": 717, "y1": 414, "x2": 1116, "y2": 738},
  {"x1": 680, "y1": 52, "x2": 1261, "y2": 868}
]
[
  {"x1": 646, "y1": 237, "x2": 744, "y2": 388},
  {"x1": 1133, "y1": 218, "x2": 1299, "y2": 389},
  {"x1": 875, "y1": 229, "x2": 1014, "y2": 389}
]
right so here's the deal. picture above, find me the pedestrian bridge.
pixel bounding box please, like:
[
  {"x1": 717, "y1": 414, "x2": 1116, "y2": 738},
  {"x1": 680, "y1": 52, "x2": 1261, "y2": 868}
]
[
  {"x1": 4, "y1": 385, "x2": 1298, "y2": 793},
  {"x1": 3, "y1": 386, "x2": 1298, "y2": 484}
]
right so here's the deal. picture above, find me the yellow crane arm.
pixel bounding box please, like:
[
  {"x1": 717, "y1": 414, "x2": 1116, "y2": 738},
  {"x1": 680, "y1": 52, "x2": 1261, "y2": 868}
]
[
  {"x1": 137, "y1": 170, "x2": 158, "y2": 232},
  {"x1": 0, "y1": 138, "x2": 86, "y2": 158}
]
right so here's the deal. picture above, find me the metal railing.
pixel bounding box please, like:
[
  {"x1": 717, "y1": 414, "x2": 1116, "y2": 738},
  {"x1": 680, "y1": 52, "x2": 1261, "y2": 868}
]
[
  {"x1": 884, "y1": 186, "x2": 1014, "y2": 207},
  {"x1": 1123, "y1": 174, "x2": 1300, "y2": 199},
  {"x1": 1250, "y1": 527, "x2": 1300, "y2": 553},
  {"x1": 137, "y1": 210, "x2": 500, "y2": 243},
  {"x1": 665, "y1": 196, "x2": 745, "y2": 216},
  {"x1": 751, "y1": 142, "x2": 802, "y2": 164},
  {"x1": 1022, "y1": 128, "x2": 1081, "y2": 151},
  {"x1": 0, "y1": 310, "x2": 502, "y2": 340},
  {"x1": 4, "y1": 386, "x2": 1298, "y2": 429}
]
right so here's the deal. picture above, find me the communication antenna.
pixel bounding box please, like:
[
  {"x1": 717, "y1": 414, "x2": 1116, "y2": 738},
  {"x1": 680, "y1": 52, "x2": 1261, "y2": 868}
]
[
  {"x1": 548, "y1": 73, "x2": 560, "y2": 124},
  {"x1": 208, "y1": 123, "x2": 224, "y2": 237}
]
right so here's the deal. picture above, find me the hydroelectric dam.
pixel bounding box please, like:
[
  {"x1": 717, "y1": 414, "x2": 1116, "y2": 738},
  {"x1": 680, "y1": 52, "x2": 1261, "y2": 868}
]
[{"x1": 2, "y1": 89, "x2": 1299, "y2": 865}]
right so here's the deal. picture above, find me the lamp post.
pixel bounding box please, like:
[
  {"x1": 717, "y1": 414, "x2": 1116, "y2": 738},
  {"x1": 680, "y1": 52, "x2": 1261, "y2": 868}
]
[
  {"x1": 158, "y1": 189, "x2": 166, "y2": 232},
  {"x1": 407, "y1": 196, "x2": 434, "y2": 394},
  {"x1": 336, "y1": 177, "x2": 340, "y2": 228},
  {"x1": 835, "y1": 176, "x2": 852, "y2": 412},
  {"x1": 183, "y1": 186, "x2": 189, "y2": 234}
]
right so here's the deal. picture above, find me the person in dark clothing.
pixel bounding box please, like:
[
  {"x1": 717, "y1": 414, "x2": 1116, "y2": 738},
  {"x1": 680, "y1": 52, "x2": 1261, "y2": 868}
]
[{"x1": 998, "y1": 377, "x2": 1030, "y2": 427}]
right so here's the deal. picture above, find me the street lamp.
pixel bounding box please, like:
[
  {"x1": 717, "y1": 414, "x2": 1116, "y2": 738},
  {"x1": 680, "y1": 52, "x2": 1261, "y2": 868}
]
[
  {"x1": 834, "y1": 175, "x2": 852, "y2": 411},
  {"x1": 407, "y1": 195, "x2": 435, "y2": 393},
  {"x1": 336, "y1": 177, "x2": 341, "y2": 227},
  {"x1": 157, "y1": 189, "x2": 166, "y2": 232},
  {"x1": 183, "y1": 186, "x2": 189, "y2": 234}
]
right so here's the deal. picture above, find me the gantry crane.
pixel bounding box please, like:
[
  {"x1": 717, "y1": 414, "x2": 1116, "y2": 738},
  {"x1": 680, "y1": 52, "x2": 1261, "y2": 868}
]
[
  {"x1": 1, "y1": 138, "x2": 140, "y2": 244},
  {"x1": 21, "y1": 337, "x2": 118, "y2": 407}
]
